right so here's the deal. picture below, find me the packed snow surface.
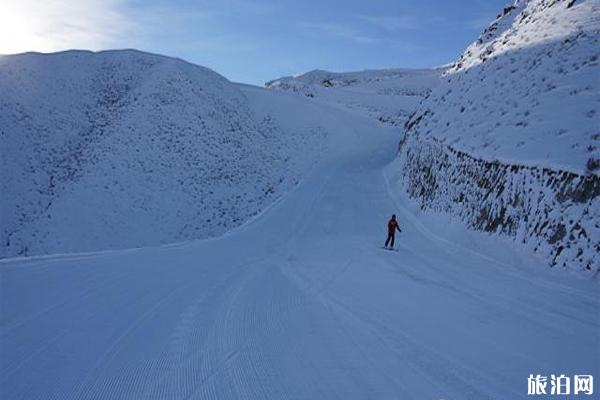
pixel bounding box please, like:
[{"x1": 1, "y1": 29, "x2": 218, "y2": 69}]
[{"x1": 1, "y1": 104, "x2": 598, "y2": 399}]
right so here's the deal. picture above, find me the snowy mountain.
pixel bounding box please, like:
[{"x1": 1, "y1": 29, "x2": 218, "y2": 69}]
[
  {"x1": 387, "y1": 0, "x2": 600, "y2": 273},
  {"x1": 2, "y1": 67, "x2": 598, "y2": 400},
  {"x1": 266, "y1": 67, "x2": 442, "y2": 127},
  {"x1": 2, "y1": 4, "x2": 599, "y2": 399},
  {"x1": 0, "y1": 50, "x2": 332, "y2": 258}
]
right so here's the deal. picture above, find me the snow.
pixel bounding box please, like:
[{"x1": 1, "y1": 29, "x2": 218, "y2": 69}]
[
  {"x1": 0, "y1": 52, "x2": 445, "y2": 259},
  {"x1": 389, "y1": 0, "x2": 600, "y2": 273},
  {"x1": 412, "y1": 0, "x2": 600, "y2": 174},
  {"x1": 1, "y1": 1, "x2": 598, "y2": 397},
  {"x1": 2, "y1": 109, "x2": 598, "y2": 399},
  {"x1": 0, "y1": 50, "x2": 332, "y2": 258},
  {"x1": 266, "y1": 67, "x2": 442, "y2": 127}
]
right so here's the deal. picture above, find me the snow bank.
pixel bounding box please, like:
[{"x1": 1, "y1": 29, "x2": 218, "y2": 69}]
[
  {"x1": 391, "y1": 0, "x2": 600, "y2": 274},
  {"x1": 0, "y1": 50, "x2": 328, "y2": 257}
]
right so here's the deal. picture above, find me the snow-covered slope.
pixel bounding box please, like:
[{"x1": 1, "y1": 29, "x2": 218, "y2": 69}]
[
  {"x1": 1, "y1": 6, "x2": 599, "y2": 397},
  {"x1": 389, "y1": 0, "x2": 600, "y2": 273},
  {"x1": 421, "y1": 0, "x2": 599, "y2": 172},
  {"x1": 266, "y1": 68, "x2": 442, "y2": 127},
  {"x1": 2, "y1": 95, "x2": 598, "y2": 400},
  {"x1": 0, "y1": 50, "x2": 330, "y2": 258}
]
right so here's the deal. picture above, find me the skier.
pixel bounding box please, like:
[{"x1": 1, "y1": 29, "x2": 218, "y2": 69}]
[{"x1": 384, "y1": 214, "x2": 401, "y2": 249}]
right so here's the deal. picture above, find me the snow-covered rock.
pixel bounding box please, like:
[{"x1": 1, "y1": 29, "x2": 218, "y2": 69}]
[
  {"x1": 0, "y1": 50, "x2": 327, "y2": 257},
  {"x1": 266, "y1": 68, "x2": 443, "y2": 127},
  {"x1": 391, "y1": 0, "x2": 600, "y2": 273}
]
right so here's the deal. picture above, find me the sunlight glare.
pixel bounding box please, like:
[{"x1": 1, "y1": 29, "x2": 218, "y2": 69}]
[{"x1": 0, "y1": 3, "x2": 52, "y2": 54}]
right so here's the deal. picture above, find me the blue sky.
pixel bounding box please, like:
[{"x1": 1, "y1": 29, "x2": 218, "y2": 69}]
[{"x1": 1, "y1": 0, "x2": 510, "y2": 84}]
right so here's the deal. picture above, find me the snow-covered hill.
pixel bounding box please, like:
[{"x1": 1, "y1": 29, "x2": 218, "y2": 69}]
[
  {"x1": 1, "y1": 4, "x2": 599, "y2": 398},
  {"x1": 388, "y1": 0, "x2": 600, "y2": 273},
  {"x1": 0, "y1": 50, "x2": 332, "y2": 258},
  {"x1": 266, "y1": 68, "x2": 442, "y2": 127},
  {"x1": 2, "y1": 83, "x2": 598, "y2": 400}
]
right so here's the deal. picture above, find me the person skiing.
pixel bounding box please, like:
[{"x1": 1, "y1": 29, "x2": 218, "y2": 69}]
[{"x1": 385, "y1": 214, "x2": 401, "y2": 249}]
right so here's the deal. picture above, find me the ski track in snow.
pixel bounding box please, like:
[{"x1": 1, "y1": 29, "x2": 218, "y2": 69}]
[{"x1": 1, "y1": 112, "x2": 599, "y2": 400}]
